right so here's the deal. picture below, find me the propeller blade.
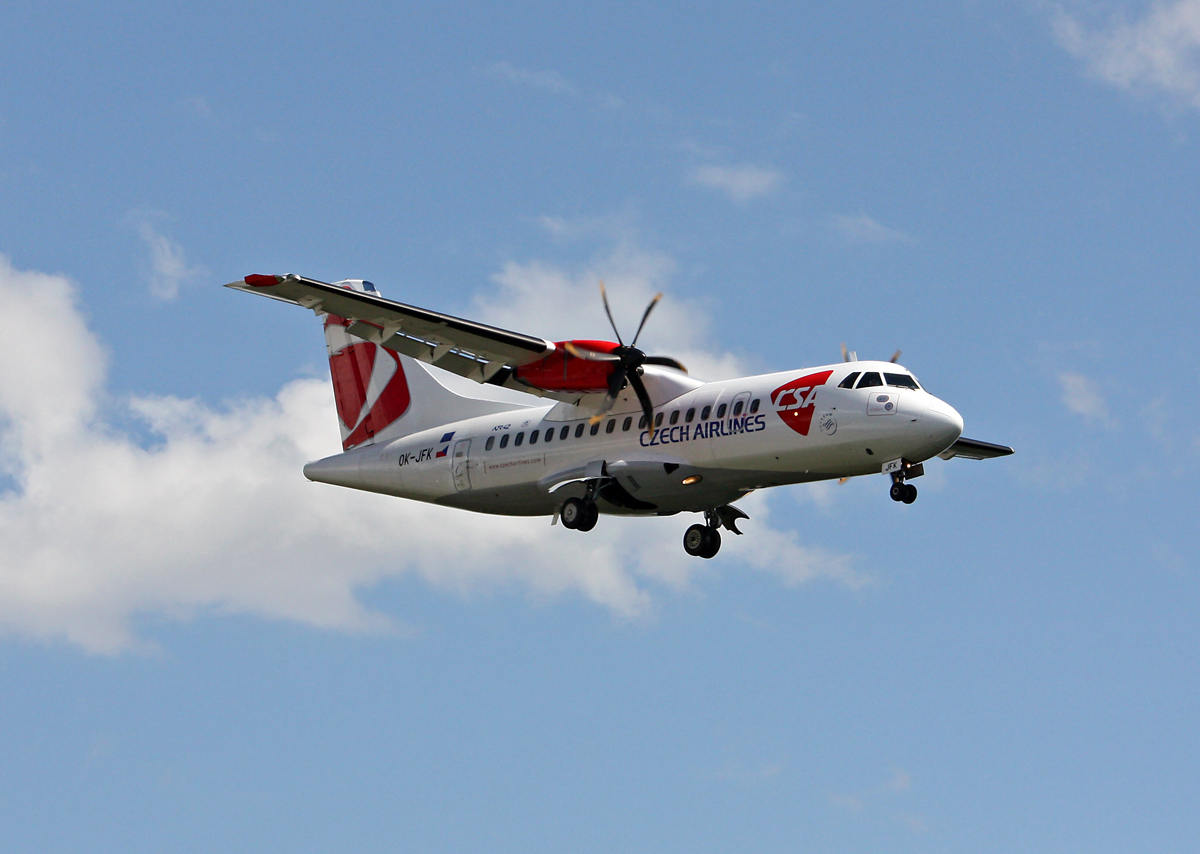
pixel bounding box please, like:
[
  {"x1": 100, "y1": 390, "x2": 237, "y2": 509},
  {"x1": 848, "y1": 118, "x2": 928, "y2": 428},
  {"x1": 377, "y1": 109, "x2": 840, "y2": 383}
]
[
  {"x1": 598, "y1": 281, "x2": 623, "y2": 346},
  {"x1": 564, "y1": 341, "x2": 621, "y2": 362},
  {"x1": 629, "y1": 371, "x2": 657, "y2": 438},
  {"x1": 841, "y1": 343, "x2": 850, "y2": 362},
  {"x1": 588, "y1": 367, "x2": 627, "y2": 425},
  {"x1": 629, "y1": 292, "x2": 663, "y2": 348},
  {"x1": 889, "y1": 349, "x2": 902, "y2": 363},
  {"x1": 643, "y1": 355, "x2": 688, "y2": 373}
]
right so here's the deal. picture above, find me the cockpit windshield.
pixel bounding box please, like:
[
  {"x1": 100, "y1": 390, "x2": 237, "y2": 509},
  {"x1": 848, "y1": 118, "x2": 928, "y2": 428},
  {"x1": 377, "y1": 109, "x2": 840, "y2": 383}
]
[{"x1": 884, "y1": 372, "x2": 921, "y2": 390}]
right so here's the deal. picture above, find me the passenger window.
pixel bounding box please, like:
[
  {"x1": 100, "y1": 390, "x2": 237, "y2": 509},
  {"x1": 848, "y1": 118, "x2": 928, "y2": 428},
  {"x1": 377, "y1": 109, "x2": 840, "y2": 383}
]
[
  {"x1": 686, "y1": 408, "x2": 695, "y2": 422},
  {"x1": 589, "y1": 423, "x2": 600, "y2": 436},
  {"x1": 838, "y1": 372, "x2": 861, "y2": 389},
  {"x1": 529, "y1": 429, "x2": 539, "y2": 445},
  {"x1": 485, "y1": 436, "x2": 495, "y2": 451},
  {"x1": 654, "y1": 412, "x2": 664, "y2": 428},
  {"x1": 500, "y1": 434, "x2": 510, "y2": 448},
  {"x1": 732, "y1": 401, "x2": 743, "y2": 416},
  {"x1": 716, "y1": 403, "x2": 727, "y2": 418},
  {"x1": 749, "y1": 399, "x2": 760, "y2": 414},
  {"x1": 669, "y1": 410, "x2": 680, "y2": 425},
  {"x1": 543, "y1": 427, "x2": 552, "y2": 443},
  {"x1": 575, "y1": 423, "x2": 585, "y2": 438},
  {"x1": 514, "y1": 432, "x2": 524, "y2": 447},
  {"x1": 638, "y1": 415, "x2": 648, "y2": 429},
  {"x1": 856, "y1": 372, "x2": 883, "y2": 389},
  {"x1": 606, "y1": 419, "x2": 616, "y2": 434},
  {"x1": 884, "y1": 372, "x2": 920, "y2": 390},
  {"x1": 561, "y1": 426, "x2": 570, "y2": 440},
  {"x1": 701, "y1": 405, "x2": 712, "y2": 420},
  {"x1": 622, "y1": 417, "x2": 632, "y2": 431}
]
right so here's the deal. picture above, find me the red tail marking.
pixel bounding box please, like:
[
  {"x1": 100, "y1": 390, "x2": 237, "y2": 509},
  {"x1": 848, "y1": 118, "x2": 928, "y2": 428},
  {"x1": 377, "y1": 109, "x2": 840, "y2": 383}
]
[
  {"x1": 341, "y1": 348, "x2": 410, "y2": 449},
  {"x1": 330, "y1": 343, "x2": 377, "y2": 430},
  {"x1": 244, "y1": 274, "x2": 279, "y2": 287}
]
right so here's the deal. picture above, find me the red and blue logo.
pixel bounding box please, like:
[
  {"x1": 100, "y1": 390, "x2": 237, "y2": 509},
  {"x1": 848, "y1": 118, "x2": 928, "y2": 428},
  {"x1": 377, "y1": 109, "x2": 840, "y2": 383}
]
[{"x1": 435, "y1": 432, "x2": 455, "y2": 458}]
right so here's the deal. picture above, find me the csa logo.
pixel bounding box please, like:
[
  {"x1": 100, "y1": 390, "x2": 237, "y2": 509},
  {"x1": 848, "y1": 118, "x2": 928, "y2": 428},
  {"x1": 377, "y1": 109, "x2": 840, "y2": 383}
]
[{"x1": 771, "y1": 370, "x2": 834, "y2": 436}]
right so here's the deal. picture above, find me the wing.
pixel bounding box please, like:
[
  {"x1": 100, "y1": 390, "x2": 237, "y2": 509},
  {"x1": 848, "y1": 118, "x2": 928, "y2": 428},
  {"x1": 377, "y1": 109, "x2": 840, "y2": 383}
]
[
  {"x1": 938, "y1": 437, "x2": 1015, "y2": 460},
  {"x1": 226, "y1": 273, "x2": 556, "y2": 390}
]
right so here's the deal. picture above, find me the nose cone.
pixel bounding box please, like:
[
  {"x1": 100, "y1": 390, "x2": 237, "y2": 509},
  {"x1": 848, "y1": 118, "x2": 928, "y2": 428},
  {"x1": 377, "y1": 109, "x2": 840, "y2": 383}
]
[{"x1": 925, "y1": 399, "x2": 964, "y2": 453}]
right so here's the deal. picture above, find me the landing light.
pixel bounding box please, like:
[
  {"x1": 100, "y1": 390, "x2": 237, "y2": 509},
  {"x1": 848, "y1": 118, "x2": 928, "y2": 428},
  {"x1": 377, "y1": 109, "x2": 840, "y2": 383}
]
[{"x1": 682, "y1": 475, "x2": 702, "y2": 486}]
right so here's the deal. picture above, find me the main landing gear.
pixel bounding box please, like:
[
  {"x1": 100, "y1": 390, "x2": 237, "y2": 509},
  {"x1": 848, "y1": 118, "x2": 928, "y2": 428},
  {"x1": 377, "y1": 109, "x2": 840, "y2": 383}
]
[
  {"x1": 683, "y1": 524, "x2": 721, "y2": 559},
  {"x1": 559, "y1": 496, "x2": 599, "y2": 531},
  {"x1": 682, "y1": 505, "x2": 750, "y2": 559}
]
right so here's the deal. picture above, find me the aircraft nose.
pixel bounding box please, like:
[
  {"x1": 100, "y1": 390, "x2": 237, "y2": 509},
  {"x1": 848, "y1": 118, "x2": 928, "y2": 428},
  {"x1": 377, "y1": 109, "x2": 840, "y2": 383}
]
[{"x1": 925, "y1": 398, "x2": 963, "y2": 451}]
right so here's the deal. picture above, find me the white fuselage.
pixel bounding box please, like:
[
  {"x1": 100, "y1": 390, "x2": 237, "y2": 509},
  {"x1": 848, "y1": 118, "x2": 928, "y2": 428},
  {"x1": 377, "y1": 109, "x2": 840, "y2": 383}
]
[{"x1": 303, "y1": 361, "x2": 963, "y2": 517}]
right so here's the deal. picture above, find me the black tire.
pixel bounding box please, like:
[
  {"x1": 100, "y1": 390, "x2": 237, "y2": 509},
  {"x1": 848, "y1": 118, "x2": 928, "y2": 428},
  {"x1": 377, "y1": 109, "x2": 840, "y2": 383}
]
[
  {"x1": 890, "y1": 482, "x2": 906, "y2": 502},
  {"x1": 902, "y1": 484, "x2": 918, "y2": 504},
  {"x1": 699, "y1": 527, "x2": 721, "y2": 559},
  {"x1": 683, "y1": 524, "x2": 707, "y2": 556},
  {"x1": 560, "y1": 497, "x2": 584, "y2": 529},
  {"x1": 577, "y1": 501, "x2": 599, "y2": 532}
]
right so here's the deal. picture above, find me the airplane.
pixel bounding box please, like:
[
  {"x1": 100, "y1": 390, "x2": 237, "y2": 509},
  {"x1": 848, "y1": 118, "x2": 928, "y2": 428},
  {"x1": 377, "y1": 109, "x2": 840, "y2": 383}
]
[{"x1": 227, "y1": 273, "x2": 1012, "y2": 558}]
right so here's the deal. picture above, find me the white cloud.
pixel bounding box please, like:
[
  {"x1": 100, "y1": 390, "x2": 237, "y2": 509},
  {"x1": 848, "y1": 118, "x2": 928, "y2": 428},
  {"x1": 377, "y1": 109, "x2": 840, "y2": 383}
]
[
  {"x1": 132, "y1": 211, "x2": 207, "y2": 300},
  {"x1": 0, "y1": 255, "x2": 858, "y2": 654},
  {"x1": 1058, "y1": 370, "x2": 1112, "y2": 422},
  {"x1": 830, "y1": 213, "x2": 913, "y2": 245},
  {"x1": 1054, "y1": 0, "x2": 1200, "y2": 109},
  {"x1": 690, "y1": 164, "x2": 785, "y2": 204},
  {"x1": 487, "y1": 61, "x2": 579, "y2": 96}
]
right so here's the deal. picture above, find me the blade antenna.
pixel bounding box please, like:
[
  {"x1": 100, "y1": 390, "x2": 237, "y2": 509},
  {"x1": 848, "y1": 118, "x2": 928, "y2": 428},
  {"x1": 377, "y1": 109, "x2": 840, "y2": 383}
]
[
  {"x1": 599, "y1": 281, "x2": 623, "y2": 346},
  {"x1": 889, "y1": 349, "x2": 902, "y2": 363},
  {"x1": 630, "y1": 293, "x2": 663, "y2": 349}
]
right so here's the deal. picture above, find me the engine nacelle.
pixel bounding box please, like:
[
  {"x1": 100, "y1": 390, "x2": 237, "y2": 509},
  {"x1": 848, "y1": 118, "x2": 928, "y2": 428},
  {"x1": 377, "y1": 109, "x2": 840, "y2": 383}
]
[{"x1": 515, "y1": 340, "x2": 620, "y2": 392}]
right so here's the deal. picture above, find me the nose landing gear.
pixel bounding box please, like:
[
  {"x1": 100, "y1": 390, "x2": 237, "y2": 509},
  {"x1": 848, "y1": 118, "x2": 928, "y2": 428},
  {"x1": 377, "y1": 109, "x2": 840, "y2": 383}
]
[{"x1": 886, "y1": 461, "x2": 921, "y2": 504}]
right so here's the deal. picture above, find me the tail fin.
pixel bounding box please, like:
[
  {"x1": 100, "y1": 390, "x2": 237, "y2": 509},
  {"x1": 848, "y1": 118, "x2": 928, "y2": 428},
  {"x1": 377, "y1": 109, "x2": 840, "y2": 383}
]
[{"x1": 323, "y1": 279, "x2": 530, "y2": 450}]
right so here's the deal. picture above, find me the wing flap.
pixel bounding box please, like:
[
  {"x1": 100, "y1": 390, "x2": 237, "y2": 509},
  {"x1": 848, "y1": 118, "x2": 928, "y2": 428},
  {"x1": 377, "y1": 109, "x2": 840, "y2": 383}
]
[{"x1": 938, "y1": 437, "x2": 1015, "y2": 460}]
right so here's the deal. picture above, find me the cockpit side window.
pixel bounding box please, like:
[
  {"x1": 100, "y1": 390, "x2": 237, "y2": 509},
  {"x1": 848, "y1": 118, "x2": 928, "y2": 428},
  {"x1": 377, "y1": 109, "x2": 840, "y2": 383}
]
[
  {"x1": 855, "y1": 372, "x2": 883, "y2": 389},
  {"x1": 884, "y1": 373, "x2": 920, "y2": 390},
  {"x1": 838, "y1": 372, "x2": 861, "y2": 389}
]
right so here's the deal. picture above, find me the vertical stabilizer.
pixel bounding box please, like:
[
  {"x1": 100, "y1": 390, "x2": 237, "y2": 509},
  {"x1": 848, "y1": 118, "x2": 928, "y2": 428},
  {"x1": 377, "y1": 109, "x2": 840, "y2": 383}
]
[{"x1": 321, "y1": 279, "x2": 532, "y2": 450}]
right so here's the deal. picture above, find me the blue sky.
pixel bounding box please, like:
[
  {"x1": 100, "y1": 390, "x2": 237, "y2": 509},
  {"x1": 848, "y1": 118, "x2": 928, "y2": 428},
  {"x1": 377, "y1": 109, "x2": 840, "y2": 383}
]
[{"x1": 2, "y1": 1, "x2": 1198, "y2": 851}]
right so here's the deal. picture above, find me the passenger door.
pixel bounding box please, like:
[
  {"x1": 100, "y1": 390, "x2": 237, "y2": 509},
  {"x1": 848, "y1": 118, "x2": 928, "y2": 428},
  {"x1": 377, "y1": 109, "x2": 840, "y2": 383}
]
[{"x1": 451, "y1": 439, "x2": 472, "y2": 491}]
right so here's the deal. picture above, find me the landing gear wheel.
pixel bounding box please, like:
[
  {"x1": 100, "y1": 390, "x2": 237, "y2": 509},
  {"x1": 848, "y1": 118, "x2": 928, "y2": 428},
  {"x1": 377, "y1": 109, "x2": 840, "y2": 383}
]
[
  {"x1": 683, "y1": 524, "x2": 721, "y2": 558},
  {"x1": 560, "y1": 497, "x2": 585, "y2": 529},
  {"x1": 890, "y1": 482, "x2": 906, "y2": 502},
  {"x1": 577, "y1": 501, "x2": 599, "y2": 532},
  {"x1": 902, "y1": 483, "x2": 918, "y2": 504}
]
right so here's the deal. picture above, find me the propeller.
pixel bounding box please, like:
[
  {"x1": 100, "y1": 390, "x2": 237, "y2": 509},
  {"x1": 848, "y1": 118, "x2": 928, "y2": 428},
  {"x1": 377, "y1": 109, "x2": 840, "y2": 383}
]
[
  {"x1": 564, "y1": 281, "x2": 665, "y2": 436},
  {"x1": 840, "y1": 344, "x2": 902, "y2": 363}
]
